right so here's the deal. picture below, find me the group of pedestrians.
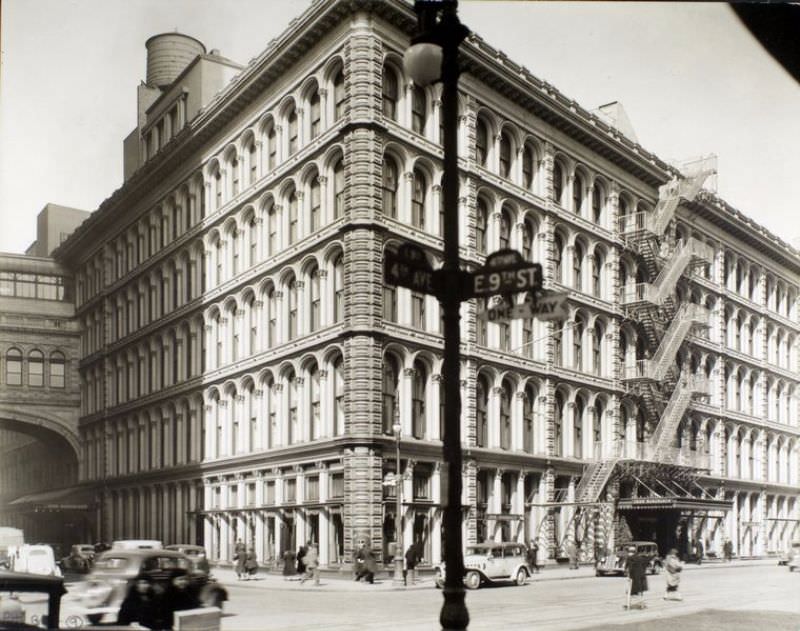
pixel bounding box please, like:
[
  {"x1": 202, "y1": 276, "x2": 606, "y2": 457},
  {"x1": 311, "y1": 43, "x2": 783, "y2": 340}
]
[
  {"x1": 624, "y1": 546, "x2": 685, "y2": 610},
  {"x1": 233, "y1": 539, "x2": 259, "y2": 580}
]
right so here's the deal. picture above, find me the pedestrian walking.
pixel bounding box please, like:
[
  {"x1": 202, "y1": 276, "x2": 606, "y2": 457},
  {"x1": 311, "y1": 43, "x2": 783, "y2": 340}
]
[
  {"x1": 282, "y1": 549, "x2": 296, "y2": 580},
  {"x1": 526, "y1": 540, "x2": 539, "y2": 574},
  {"x1": 566, "y1": 540, "x2": 579, "y2": 570},
  {"x1": 624, "y1": 545, "x2": 648, "y2": 610},
  {"x1": 233, "y1": 539, "x2": 247, "y2": 580},
  {"x1": 300, "y1": 542, "x2": 320, "y2": 585},
  {"x1": 296, "y1": 544, "x2": 308, "y2": 575},
  {"x1": 694, "y1": 539, "x2": 704, "y2": 565},
  {"x1": 663, "y1": 548, "x2": 683, "y2": 601},
  {"x1": 403, "y1": 540, "x2": 422, "y2": 586},
  {"x1": 722, "y1": 538, "x2": 731, "y2": 562},
  {"x1": 353, "y1": 539, "x2": 376, "y2": 584},
  {"x1": 244, "y1": 547, "x2": 258, "y2": 580}
]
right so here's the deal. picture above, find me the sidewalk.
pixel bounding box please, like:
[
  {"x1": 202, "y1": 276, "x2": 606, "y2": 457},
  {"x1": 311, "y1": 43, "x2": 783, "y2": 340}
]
[{"x1": 211, "y1": 558, "x2": 775, "y2": 593}]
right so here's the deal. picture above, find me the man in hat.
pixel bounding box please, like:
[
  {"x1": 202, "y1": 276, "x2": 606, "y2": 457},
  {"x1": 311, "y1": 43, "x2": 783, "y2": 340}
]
[{"x1": 624, "y1": 544, "x2": 648, "y2": 610}]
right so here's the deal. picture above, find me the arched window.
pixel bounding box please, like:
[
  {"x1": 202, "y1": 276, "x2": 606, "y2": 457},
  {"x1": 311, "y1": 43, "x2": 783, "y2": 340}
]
[
  {"x1": 248, "y1": 215, "x2": 258, "y2": 266},
  {"x1": 500, "y1": 380, "x2": 512, "y2": 450},
  {"x1": 411, "y1": 291, "x2": 425, "y2": 329},
  {"x1": 309, "y1": 265, "x2": 321, "y2": 331},
  {"x1": 522, "y1": 144, "x2": 535, "y2": 190},
  {"x1": 247, "y1": 140, "x2": 258, "y2": 184},
  {"x1": 574, "y1": 397, "x2": 584, "y2": 458},
  {"x1": 573, "y1": 172, "x2": 585, "y2": 215},
  {"x1": 309, "y1": 363, "x2": 321, "y2": 440},
  {"x1": 382, "y1": 356, "x2": 400, "y2": 434},
  {"x1": 476, "y1": 120, "x2": 494, "y2": 171},
  {"x1": 553, "y1": 391, "x2": 564, "y2": 456},
  {"x1": 5, "y1": 348, "x2": 22, "y2": 385},
  {"x1": 573, "y1": 241, "x2": 584, "y2": 289},
  {"x1": 592, "y1": 184, "x2": 603, "y2": 223},
  {"x1": 594, "y1": 399, "x2": 605, "y2": 448},
  {"x1": 552, "y1": 162, "x2": 564, "y2": 205},
  {"x1": 499, "y1": 208, "x2": 512, "y2": 250},
  {"x1": 476, "y1": 198, "x2": 488, "y2": 254},
  {"x1": 412, "y1": 362, "x2": 427, "y2": 439},
  {"x1": 553, "y1": 233, "x2": 564, "y2": 282},
  {"x1": 287, "y1": 104, "x2": 299, "y2": 155},
  {"x1": 267, "y1": 203, "x2": 278, "y2": 254},
  {"x1": 382, "y1": 156, "x2": 399, "y2": 218},
  {"x1": 383, "y1": 283, "x2": 397, "y2": 322},
  {"x1": 288, "y1": 187, "x2": 299, "y2": 244},
  {"x1": 266, "y1": 124, "x2": 277, "y2": 170},
  {"x1": 28, "y1": 350, "x2": 43, "y2": 387},
  {"x1": 288, "y1": 371, "x2": 298, "y2": 444},
  {"x1": 523, "y1": 385, "x2": 536, "y2": 453},
  {"x1": 411, "y1": 86, "x2": 427, "y2": 134},
  {"x1": 267, "y1": 287, "x2": 277, "y2": 347},
  {"x1": 522, "y1": 221, "x2": 534, "y2": 261},
  {"x1": 412, "y1": 169, "x2": 427, "y2": 229},
  {"x1": 230, "y1": 226, "x2": 240, "y2": 276},
  {"x1": 231, "y1": 155, "x2": 240, "y2": 197},
  {"x1": 476, "y1": 375, "x2": 489, "y2": 447},
  {"x1": 332, "y1": 356, "x2": 345, "y2": 435},
  {"x1": 333, "y1": 159, "x2": 345, "y2": 219},
  {"x1": 592, "y1": 248, "x2": 604, "y2": 297},
  {"x1": 333, "y1": 254, "x2": 344, "y2": 322},
  {"x1": 309, "y1": 89, "x2": 321, "y2": 140},
  {"x1": 309, "y1": 176, "x2": 321, "y2": 233},
  {"x1": 573, "y1": 314, "x2": 585, "y2": 370},
  {"x1": 499, "y1": 131, "x2": 512, "y2": 179},
  {"x1": 382, "y1": 65, "x2": 398, "y2": 120},
  {"x1": 287, "y1": 277, "x2": 298, "y2": 340},
  {"x1": 593, "y1": 321, "x2": 605, "y2": 375},
  {"x1": 333, "y1": 69, "x2": 346, "y2": 121},
  {"x1": 50, "y1": 351, "x2": 65, "y2": 388}
]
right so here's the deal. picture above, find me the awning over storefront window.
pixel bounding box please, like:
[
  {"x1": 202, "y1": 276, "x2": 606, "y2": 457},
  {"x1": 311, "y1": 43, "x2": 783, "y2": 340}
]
[
  {"x1": 617, "y1": 496, "x2": 732, "y2": 512},
  {"x1": 7, "y1": 485, "x2": 95, "y2": 512}
]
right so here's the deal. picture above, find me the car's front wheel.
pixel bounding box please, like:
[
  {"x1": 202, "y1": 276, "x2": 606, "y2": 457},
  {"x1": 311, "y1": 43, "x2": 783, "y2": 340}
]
[
  {"x1": 515, "y1": 568, "x2": 528, "y2": 586},
  {"x1": 464, "y1": 571, "x2": 482, "y2": 590}
]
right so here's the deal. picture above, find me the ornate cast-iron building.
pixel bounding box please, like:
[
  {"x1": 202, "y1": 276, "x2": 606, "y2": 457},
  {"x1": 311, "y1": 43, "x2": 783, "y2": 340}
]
[{"x1": 54, "y1": 0, "x2": 799, "y2": 568}]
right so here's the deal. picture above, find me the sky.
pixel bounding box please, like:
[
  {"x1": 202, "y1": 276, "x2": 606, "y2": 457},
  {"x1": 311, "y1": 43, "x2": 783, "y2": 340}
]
[{"x1": 1, "y1": 1, "x2": 799, "y2": 254}]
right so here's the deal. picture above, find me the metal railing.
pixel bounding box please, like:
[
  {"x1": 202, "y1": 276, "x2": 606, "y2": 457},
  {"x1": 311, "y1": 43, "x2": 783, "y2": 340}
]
[
  {"x1": 618, "y1": 211, "x2": 649, "y2": 235},
  {"x1": 620, "y1": 282, "x2": 650, "y2": 305}
]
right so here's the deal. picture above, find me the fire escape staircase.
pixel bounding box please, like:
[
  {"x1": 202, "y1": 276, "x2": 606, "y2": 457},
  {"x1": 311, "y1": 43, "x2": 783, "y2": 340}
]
[
  {"x1": 575, "y1": 457, "x2": 620, "y2": 504},
  {"x1": 647, "y1": 373, "x2": 710, "y2": 463}
]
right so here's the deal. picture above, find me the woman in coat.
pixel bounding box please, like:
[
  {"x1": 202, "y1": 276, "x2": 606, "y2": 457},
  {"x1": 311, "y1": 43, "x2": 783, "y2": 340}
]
[
  {"x1": 234, "y1": 547, "x2": 247, "y2": 580},
  {"x1": 244, "y1": 547, "x2": 258, "y2": 580},
  {"x1": 624, "y1": 545, "x2": 649, "y2": 609},
  {"x1": 664, "y1": 549, "x2": 683, "y2": 600}
]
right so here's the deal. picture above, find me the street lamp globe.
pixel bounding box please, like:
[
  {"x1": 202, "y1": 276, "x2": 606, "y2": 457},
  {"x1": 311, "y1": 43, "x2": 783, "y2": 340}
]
[{"x1": 403, "y1": 42, "x2": 443, "y2": 87}]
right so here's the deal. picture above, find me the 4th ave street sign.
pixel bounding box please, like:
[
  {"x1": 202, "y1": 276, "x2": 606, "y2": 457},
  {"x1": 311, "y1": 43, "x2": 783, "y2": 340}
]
[
  {"x1": 478, "y1": 291, "x2": 569, "y2": 322},
  {"x1": 466, "y1": 249, "x2": 542, "y2": 299},
  {"x1": 384, "y1": 242, "x2": 441, "y2": 295}
]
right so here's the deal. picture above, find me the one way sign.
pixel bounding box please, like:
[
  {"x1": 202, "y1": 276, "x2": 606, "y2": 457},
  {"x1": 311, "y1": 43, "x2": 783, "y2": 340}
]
[{"x1": 479, "y1": 291, "x2": 568, "y2": 322}]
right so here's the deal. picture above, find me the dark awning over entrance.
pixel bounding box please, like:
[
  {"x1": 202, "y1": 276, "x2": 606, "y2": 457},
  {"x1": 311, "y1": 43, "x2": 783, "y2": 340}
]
[
  {"x1": 618, "y1": 496, "x2": 733, "y2": 513},
  {"x1": 7, "y1": 485, "x2": 95, "y2": 512}
]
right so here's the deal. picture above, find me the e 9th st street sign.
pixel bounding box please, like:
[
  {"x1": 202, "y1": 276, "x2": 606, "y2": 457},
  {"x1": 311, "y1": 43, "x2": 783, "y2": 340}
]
[{"x1": 466, "y1": 249, "x2": 542, "y2": 299}]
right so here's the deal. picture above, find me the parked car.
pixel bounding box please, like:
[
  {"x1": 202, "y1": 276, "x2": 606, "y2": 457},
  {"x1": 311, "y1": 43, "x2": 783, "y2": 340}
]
[
  {"x1": 0, "y1": 569, "x2": 66, "y2": 629},
  {"x1": 8, "y1": 544, "x2": 62, "y2": 578},
  {"x1": 435, "y1": 542, "x2": 530, "y2": 590},
  {"x1": 165, "y1": 544, "x2": 211, "y2": 574},
  {"x1": 59, "y1": 544, "x2": 96, "y2": 573},
  {"x1": 110, "y1": 539, "x2": 163, "y2": 551},
  {"x1": 76, "y1": 548, "x2": 227, "y2": 625},
  {"x1": 786, "y1": 542, "x2": 800, "y2": 571},
  {"x1": 595, "y1": 541, "x2": 662, "y2": 577},
  {"x1": 778, "y1": 541, "x2": 800, "y2": 566}
]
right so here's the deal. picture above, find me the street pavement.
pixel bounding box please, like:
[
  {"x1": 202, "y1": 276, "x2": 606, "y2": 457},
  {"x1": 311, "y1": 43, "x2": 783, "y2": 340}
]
[{"x1": 58, "y1": 560, "x2": 799, "y2": 630}]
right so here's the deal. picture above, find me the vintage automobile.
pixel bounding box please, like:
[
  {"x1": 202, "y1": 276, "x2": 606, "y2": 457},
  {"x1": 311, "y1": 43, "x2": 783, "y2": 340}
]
[
  {"x1": 778, "y1": 541, "x2": 800, "y2": 566},
  {"x1": 0, "y1": 570, "x2": 66, "y2": 629},
  {"x1": 8, "y1": 545, "x2": 62, "y2": 578},
  {"x1": 59, "y1": 544, "x2": 96, "y2": 574},
  {"x1": 595, "y1": 541, "x2": 662, "y2": 577},
  {"x1": 164, "y1": 545, "x2": 211, "y2": 574},
  {"x1": 434, "y1": 542, "x2": 530, "y2": 590},
  {"x1": 76, "y1": 548, "x2": 227, "y2": 625}
]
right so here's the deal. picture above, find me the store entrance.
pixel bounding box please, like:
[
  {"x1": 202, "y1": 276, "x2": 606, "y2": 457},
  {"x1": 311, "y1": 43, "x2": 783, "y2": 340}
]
[{"x1": 621, "y1": 509, "x2": 681, "y2": 557}]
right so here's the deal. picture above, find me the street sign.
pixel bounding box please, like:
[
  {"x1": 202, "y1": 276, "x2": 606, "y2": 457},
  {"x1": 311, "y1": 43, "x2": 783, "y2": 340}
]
[
  {"x1": 478, "y1": 291, "x2": 568, "y2": 322},
  {"x1": 384, "y1": 242, "x2": 441, "y2": 295},
  {"x1": 466, "y1": 249, "x2": 542, "y2": 299}
]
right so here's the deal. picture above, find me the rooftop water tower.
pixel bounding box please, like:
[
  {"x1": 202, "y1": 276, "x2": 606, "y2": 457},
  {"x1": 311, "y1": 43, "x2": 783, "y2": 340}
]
[{"x1": 145, "y1": 32, "x2": 206, "y2": 90}]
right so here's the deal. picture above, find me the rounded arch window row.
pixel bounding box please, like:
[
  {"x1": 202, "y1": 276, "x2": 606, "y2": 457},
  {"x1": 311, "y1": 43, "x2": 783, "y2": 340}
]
[
  {"x1": 3, "y1": 347, "x2": 66, "y2": 388},
  {"x1": 205, "y1": 57, "x2": 346, "y2": 215},
  {"x1": 80, "y1": 395, "x2": 205, "y2": 481},
  {"x1": 203, "y1": 249, "x2": 344, "y2": 370},
  {"x1": 204, "y1": 150, "x2": 344, "y2": 289},
  {"x1": 202, "y1": 347, "x2": 345, "y2": 459}
]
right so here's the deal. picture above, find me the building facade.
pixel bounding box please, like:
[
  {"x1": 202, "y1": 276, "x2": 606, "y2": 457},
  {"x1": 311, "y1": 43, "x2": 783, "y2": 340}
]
[
  {"x1": 0, "y1": 204, "x2": 89, "y2": 546},
  {"x1": 53, "y1": 0, "x2": 799, "y2": 568}
]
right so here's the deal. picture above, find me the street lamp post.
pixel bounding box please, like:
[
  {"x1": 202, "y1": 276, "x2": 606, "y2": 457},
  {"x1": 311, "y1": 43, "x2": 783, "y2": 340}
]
[
  {"x1": 404, "y1": 2, "x2": 470, "y2": 629},
  {"x1": 392, "y1": 412, "x2": 404, "y2": 586}
]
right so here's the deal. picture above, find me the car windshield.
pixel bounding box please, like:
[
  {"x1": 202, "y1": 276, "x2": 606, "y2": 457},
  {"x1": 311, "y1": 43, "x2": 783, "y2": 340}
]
[
  {"x1": 465, "y1": 546, "x2": 491, "y2": 556},
  {"x1": 28, "y1": 550, "x2": 48, "y2": 557},
  {"x1": 93, "y1": 556, "x2": 133, "y2": 571},
  {"x1": 141, "y1": 556, "x2": 190, "y2": 571}
]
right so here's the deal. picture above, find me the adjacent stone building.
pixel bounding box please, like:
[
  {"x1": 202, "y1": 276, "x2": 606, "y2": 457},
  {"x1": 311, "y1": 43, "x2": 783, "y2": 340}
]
[{"x1": 53, "y1": 0, "x2": 799, "y2": 567}]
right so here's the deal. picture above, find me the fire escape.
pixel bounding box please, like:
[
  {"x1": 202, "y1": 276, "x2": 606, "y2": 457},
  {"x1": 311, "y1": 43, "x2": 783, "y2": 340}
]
[{"x1": 575, "y1": 170, "x2": 714, "y2": 506}]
